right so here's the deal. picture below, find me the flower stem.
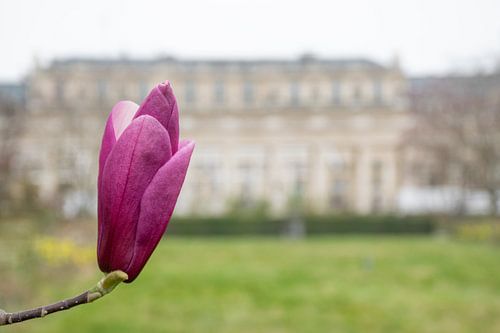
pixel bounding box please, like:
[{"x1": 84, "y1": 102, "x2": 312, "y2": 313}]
[{"x1": 0, "y1": 270, "x2": 128, "y2": 326}]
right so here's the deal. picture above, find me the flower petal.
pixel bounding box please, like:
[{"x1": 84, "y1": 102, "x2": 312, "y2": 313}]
[
  {"x1": 97, "y1": 101, "x2": 139, "y2": 254},
  {"x1": 125, "y1": 140, "x2": 195, "y2": 282},
  {"x1": 98, "y1": 115, "x2": 172, "y2": 273},
  {"x1": 98, "y1": 101, "x2": 139, "y2": 180},
  {"x1": 112, "y1": 101, "x2": 139, "y2": 139},
  {"x1": 133, "y1": 82, "x2": 179, "y2": 154}
]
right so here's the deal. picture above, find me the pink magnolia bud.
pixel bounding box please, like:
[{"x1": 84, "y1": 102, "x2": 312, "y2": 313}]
[{"x1": 97, "y1": 82, "x2": 194, "y2": 282}]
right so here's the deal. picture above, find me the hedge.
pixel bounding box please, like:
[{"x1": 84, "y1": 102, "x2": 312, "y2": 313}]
[{"x1": 167, "y1": 215, "x2": 437, "y2": 236}]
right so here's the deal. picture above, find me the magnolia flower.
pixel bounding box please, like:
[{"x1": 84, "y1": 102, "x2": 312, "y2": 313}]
[
  {"x1": 97, "y1": 82, "x2": 194, "y2": 282},
  {"x1": 1, "y1": 83, "x2": 194, "y2": 326}
]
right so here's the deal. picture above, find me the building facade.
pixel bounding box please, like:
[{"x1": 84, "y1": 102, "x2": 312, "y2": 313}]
[{"x1": 21, "y1": 56, "x2": 411, "y2": 216}]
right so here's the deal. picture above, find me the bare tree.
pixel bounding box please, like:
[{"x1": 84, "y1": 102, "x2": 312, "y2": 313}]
[
  {"x1": 408, "y1": 74, "x2": 500, "y2": 216},
  {"x1": 0, "y1": 94, "x2": 25, "y2": 214}
]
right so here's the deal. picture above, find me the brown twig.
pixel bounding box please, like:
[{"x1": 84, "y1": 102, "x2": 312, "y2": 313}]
[{"x1": 0, "y1": 270, "x2": 127, "y2": 326}]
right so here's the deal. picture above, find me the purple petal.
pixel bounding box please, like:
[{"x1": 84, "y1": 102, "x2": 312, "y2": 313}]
[
  {"x1": 97, "y1": 101, "x2": 138, "y2": 253},
  {"x1": 99, "y1": 101, "x2": 139, "y2": 177},
  {"x1": 98, "y1": 115, "x2": 172, "y2": 273},
  {"x1": 125, "y1": 140, "x2": 195, "y2": 282},
  {"x1": 133, "y1": 82, "x2": 179, "y2": 154}
]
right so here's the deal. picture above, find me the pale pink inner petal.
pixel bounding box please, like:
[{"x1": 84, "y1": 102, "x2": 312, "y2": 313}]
[
  {"x1": 178, "y1": 139, "x2": 192, "y2": 151},
  {"x1": 112, "y1": 101, "x2": 139, "y2": 139}
]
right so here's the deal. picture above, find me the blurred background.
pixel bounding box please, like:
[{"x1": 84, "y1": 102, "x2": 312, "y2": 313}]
[{"x1": 1, "y1": 0, "x2": 500, "y2": 332}]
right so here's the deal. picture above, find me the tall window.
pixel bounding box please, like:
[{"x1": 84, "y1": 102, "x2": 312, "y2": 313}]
[
  {"x1": 332, "y1": 80, "x2": 342, "y2": 105},
  {"x1": 371, "y1": 160, "x2": 383, "y2": 212},
  {"x1": 352, "y1": 83, "x2": 362, "y2": 105},
  {"x1": 185, "y1": 80, "x2": 196, "y2": 104},
  {"x1": 97, "y1": 80, "x2": 107, "y2": 103},
  {"x1": 239, "y1": 162, "x2": 256, "y2": 207},
  {"x1": 290, "y1": 81, "x2": 300, "y2": 107},
  {"x1": 330, "y1": 179, "x2": 347, "y2": 210},
  {"x1": 292, "y1": 162, "x2": 307, "y2": 197},
  {"x1": 373, "y1": 79, "x2": 383, "y2": 104},
  {"x1": 138, "y1": 81, "x2": 148, "y2": 99},
  {"x1": 329, "y1": 159, "x2": 349, "y2": 210},
  {"x1": 201, "y1": 162, "x2": 218, "y2": 193},
  {"x1": 311, "y1": 85, "x2": 320, "y2": 103},
  {"x1": 194, "y1": 161, "x2": 219, "y2": 208},
  {"x1": 243, "y1": 81, "x2": 254, "y2": 106},
  {"x1": 214, "y1": 80, "x2": 224, "y2": 105},
  {"x1": 55, "y1": 79, "x2": 65, "y2": 102}
]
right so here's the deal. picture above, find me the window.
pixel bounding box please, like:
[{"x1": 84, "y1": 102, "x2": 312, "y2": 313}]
[
  {"x1": 78, "y1": 86, "x2": 87, "y2": 99},
  {"x1": 371, "y1": 161, "x2": 383, "y2": 212},
  {"x1": 195, "y1": 161, "x2": 219, "y2": 200},
  {"x1": 214, "y1": 80, "x2": 224, "y2": 105},
  {"x1": 311, "y1": 85, "x2": 320, "y2": 103},
  {"x1": 372, "y1": 161, "x2": 382, "y2": 184},
  {"x1": 291, "y1": 162, "x2": 307, "y2": 197},
  {"x1": 55, "y1": 79, "x2": 65, "y2": 102},
  {"x1": 373, "y1": 79, "x2": 383, "y2": 104},
  {"x1": 185, "y1": 80, "x2": 196, "y2": 104},
  {"x1": 332, "y1": 80, "x2": 342, "y2": 105},
  {"x1": 243, "y1": 81, "x2": 254, "y2": 106},
  {"x1": 352, "y1": 83, "x2": 362, "y2": 104},
  {"x1": 328, "y1": 158, "x2": 349, "y2": 210},
  {"x1": 239, "y1": 163, "x2": 253, "y2": 206},
  {"x1": 290, "y1": 81, "x2": 300, "y2": 107},
  {"x1": 238, "y1": 162, "x2": 263, "y2": 207},
  {"x1": 97, "y1": 80, "x2": 107, "y2": 103},
  {"x1": 330, "y1": 179, "x2": 347, "y2": 210},
  {"x1": 138, "y1": 81, "x2": 149, "y2": 99},
  {"x1": 117, "y1": 85, "x2": 127, "y2": 100}
]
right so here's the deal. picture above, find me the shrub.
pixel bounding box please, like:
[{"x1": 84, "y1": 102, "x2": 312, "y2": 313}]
[{"x1": 168, "y1": 214, "x2": 437, "y2": 236}]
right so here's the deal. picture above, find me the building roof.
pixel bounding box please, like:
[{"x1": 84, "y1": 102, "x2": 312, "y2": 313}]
[
  {"x1": 409, "y1": 72, "x2": 500, "y2": 95},
  {"x1": 50, "y1": 55, "x2": 387, "y2": 70}
]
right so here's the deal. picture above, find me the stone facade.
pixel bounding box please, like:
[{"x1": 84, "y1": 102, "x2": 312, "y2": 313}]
[{"x1": 22, "y1": 56, "x2": 412, "y2": 216}]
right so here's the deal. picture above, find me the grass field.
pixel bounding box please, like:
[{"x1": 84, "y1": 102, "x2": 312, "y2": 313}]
[{"x1": 4, "y1": 236, "x2": 500, "y2": 333}]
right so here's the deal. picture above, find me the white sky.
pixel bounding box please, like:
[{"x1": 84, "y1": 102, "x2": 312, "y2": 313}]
[{"x1": 1, "y1": 0, "x2": 499, "y2": 81}]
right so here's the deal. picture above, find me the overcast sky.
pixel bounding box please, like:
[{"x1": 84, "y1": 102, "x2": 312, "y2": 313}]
[{"x1": 1, "y1": 0, "x2": 499, "y2": 81}]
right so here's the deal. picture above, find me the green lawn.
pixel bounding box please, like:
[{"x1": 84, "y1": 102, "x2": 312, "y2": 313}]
[{"x1": 5, "y1": 236, "x2": 500, "y2": 333}]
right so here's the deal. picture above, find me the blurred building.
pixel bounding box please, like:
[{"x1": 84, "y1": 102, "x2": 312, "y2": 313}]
[{"x1": 21, "y1": 56, "x2": 411, "y2": 216}]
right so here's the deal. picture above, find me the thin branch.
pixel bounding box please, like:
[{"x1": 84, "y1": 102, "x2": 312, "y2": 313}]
[{"x1": 0, "y1": 270, "x2": 128, "y2": 326}]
